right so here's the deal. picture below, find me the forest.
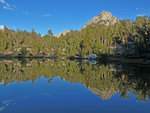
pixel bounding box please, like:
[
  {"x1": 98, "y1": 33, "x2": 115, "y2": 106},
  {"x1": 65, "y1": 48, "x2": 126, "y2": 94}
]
[{"x1": 0, "y1": 16, "x2": 150, "y2": 60}]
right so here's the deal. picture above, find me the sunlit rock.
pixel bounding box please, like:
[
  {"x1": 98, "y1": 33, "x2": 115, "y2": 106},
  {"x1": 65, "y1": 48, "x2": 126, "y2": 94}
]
[
  {"x1": 87, "y1": 60, "x2": 97, "y2": 64},
  {"x1": 87, "y1": 54, "x2": 97, "y2": 60},
  {"x1": 53, "y1": 30, "x2": 70, "y2": 38},
  {"x1": 82, "y1": 10, "x2": 119, "y2": 29}
]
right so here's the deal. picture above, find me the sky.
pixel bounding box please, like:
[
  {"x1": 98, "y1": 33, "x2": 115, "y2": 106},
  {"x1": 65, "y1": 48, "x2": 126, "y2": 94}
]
[{"x1": 0, "y1": 0, "x2": 150, "y2": 35}]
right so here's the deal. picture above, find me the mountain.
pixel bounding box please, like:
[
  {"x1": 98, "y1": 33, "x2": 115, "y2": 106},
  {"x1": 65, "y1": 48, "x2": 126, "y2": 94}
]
[
  {"x1": 53, "y1": 11, "x2": 118, "y2": 37},
  {"x1": 53, "y1": 30, "x2": 70, "y2": 38},
  {"x1": 82, "y1": 10, "x2": 119, "y2": 29}
]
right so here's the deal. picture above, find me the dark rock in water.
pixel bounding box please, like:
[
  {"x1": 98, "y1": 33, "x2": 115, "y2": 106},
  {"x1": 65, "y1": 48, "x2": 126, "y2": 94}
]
[
  {"x1": 141, "y1": 53, "x2": 150, "y2": 59},
  {"x1": 146, "y1": 60, "x2": 150, "y2": 63},
  {"x1": 0, "y1": 52, "x2": 3, "y2": 57}
]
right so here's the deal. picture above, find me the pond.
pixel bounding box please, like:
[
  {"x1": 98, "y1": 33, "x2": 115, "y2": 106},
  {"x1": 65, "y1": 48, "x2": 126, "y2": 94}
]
[{"x1": 0, "y1": 59, "x2": 149, "y2": 113}]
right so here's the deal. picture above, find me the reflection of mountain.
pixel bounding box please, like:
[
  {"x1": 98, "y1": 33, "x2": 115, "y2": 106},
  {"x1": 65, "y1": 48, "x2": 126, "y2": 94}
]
[
  {"x1": 88, "y1": 87, "x2": 116, "y2": 100},
  {"x1": 0, "y1": 59, "x2": 150, "y2": 102}
]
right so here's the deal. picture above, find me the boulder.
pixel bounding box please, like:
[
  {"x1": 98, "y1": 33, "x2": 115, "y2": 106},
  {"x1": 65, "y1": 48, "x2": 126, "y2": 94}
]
[
  {"x1": 87, "y1": 60, "x2": 97, "y2": 64},
  {"x1": 87, "y1": 54, "x2": 97, "y2": 60}
]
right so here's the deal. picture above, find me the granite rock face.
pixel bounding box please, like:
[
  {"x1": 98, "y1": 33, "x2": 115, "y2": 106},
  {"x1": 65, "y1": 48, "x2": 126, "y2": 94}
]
[
  {"x1": 82, "y1": 10, "x2": 119, "y2": 29},
  {"x1": 53, "y1": 30, "x2": 70, "y2": 38}
]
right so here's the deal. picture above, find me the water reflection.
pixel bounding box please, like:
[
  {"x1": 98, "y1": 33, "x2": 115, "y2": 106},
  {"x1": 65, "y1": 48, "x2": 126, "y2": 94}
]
[{"x1": 0, "y1": 59, "x2": 150, "y2": 112}]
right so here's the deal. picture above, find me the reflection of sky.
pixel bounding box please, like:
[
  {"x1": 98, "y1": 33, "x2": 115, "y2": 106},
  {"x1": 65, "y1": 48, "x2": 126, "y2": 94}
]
[
  {"x1": 0, "y1": 99, "x2": 13, "y2": 112},
  {"x1": 0, "y1": 77, "x2": 149, "y2": 113}
]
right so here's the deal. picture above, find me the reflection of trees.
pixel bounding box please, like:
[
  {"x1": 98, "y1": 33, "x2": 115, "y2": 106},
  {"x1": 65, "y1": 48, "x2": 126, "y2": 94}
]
[
  {"x1": 114, "y1": 64, "x2": 150, "y2": 101},
  {"x1": 0, "y1": 59, "x2": 150, "y2": 102}
]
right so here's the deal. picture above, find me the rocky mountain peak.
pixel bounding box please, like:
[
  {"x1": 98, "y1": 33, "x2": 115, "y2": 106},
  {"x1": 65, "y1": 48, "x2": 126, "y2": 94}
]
[
  {"x1": 82, "y1": 10, "x2": 119, "y2": 29},
  {"x1": 99, "y1": 10, "x2": 113, "y2": 18}
]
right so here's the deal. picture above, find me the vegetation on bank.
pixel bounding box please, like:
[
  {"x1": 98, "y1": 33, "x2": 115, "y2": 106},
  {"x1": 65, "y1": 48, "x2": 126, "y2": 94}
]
[{"x1": 0, "y1": 16, "x2": 150, "y2": 59}]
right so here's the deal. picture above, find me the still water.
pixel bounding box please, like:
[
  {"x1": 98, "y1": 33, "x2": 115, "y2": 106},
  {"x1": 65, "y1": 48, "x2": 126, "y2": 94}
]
[{"x1": 0, "y1": 59, "x2": 150, "y2": 113}]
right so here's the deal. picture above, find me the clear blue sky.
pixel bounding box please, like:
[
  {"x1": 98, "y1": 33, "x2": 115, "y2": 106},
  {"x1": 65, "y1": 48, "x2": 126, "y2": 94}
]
[{"x1": 0, "y1": 0, "x2": 150, "y2": 35}]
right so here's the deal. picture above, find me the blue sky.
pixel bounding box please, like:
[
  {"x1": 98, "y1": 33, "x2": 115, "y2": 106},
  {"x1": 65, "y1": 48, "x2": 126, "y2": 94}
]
[{"x1": 0, "y1": 0, "x2": 150, "y2": 35}]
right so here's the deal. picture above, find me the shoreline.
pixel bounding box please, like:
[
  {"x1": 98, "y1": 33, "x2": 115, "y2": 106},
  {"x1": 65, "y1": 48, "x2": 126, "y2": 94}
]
[
  {"x1": 106, "y1": 57, "x2": 150, "y2": 67},
  {"x1": 0, "y1": 55, "x2": 150, "y2": 67}
]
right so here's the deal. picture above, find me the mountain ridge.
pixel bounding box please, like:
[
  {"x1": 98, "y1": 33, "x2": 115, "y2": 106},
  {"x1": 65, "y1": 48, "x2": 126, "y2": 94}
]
[{"x1": 54, "y1": 10, "x2": 119, "y2": 37}]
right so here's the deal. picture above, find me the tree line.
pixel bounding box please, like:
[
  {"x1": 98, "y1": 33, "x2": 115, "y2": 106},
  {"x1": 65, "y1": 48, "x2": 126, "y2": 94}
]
[{"x1": 0, "y1": 16, "x2": 150, "y2": 58}]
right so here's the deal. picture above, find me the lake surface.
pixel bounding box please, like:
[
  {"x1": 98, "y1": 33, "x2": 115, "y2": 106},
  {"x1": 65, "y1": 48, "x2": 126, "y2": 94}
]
[{"x1": 0, "y1": 59, "x2": 150, "y2": 113}]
